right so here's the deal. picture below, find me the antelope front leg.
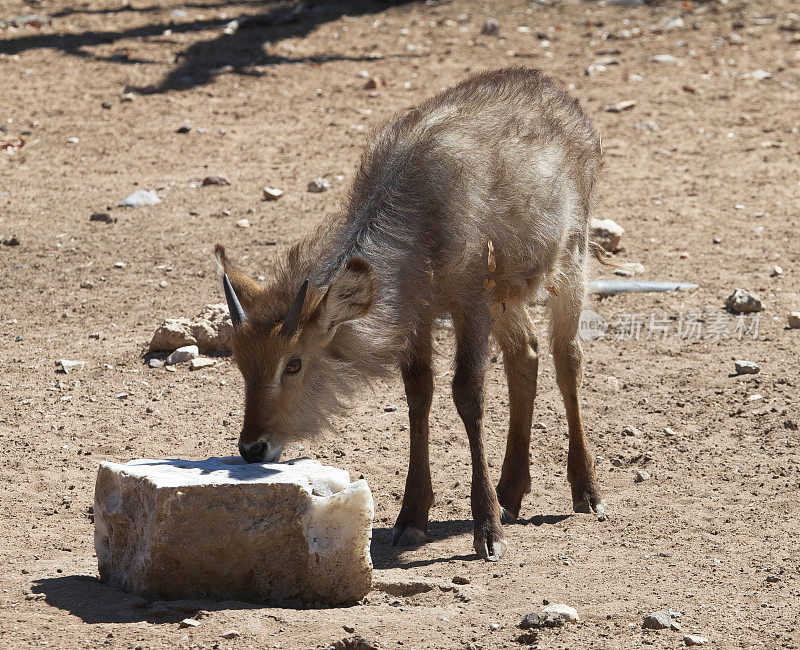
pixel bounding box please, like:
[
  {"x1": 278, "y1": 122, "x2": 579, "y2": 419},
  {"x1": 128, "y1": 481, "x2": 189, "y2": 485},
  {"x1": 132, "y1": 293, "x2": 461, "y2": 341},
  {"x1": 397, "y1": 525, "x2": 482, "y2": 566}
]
[
  {"x1": 452, "y1": 310, "x2": 506, "y2": 561},
  {"x1": 392, "y1": 327, "x2": 434, "y2": 546}
]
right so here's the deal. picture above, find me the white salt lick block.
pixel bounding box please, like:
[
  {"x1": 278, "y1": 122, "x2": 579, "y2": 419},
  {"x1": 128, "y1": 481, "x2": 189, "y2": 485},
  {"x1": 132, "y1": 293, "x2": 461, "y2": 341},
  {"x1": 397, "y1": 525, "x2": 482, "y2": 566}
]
[{"x1": 94, "y1": 457, "x2": 373, "y2": 605}]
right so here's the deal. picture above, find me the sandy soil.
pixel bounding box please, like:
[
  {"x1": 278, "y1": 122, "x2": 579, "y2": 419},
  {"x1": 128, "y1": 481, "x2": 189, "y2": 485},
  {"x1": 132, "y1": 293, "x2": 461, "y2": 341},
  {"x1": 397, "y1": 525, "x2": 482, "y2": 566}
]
[{"x1": 1, "y1": 0, "x2": 800, "y2": 648}]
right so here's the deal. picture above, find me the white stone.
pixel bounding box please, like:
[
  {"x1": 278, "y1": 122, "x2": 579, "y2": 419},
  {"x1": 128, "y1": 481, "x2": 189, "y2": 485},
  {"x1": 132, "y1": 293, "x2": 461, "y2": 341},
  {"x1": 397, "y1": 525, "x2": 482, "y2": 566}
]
[
  {"x1": 634, "y1": 469, "x2": 651, "y2": 482},
  {"x1": 94, "y1": 456, "x2": 373, "y2": 605},
  {"x1": 263, "y1": 186, "x2": 284, "y2": 201},
  {"x1": 542, "y1": 603, "x2": 579, "y2": 623},
  {"x1": 590, "y1": 218, "x2": 624, "y2": 252},
  {"x1": 653, "y1": 54, "x2": 680, "y2": 64},
  {"x1": 119, "y1": 190, "x2": 161, "y2": 207},
  {"x1": 788, "y1": 312, "x2": 800, "y2": 329},
  {"x1": 684, "y1": 635, "x2": 708, "y2": 646},
  {"x1": 734, "y1": 359, "x2": 759, "y2": 375},
  {"x1": 307, "y1": 177, "x2": 332, "y2": 193},
  {"x1": 58, "y1": 359, "x2": 85, "y2": 373},
  {"x1": 189, "y1": 357, "x2": 216, "y2": 370},
  {"x1": 221, "y1": 630, "x2": 241, "y2": 639},
  {"x1": 166, "y1": 345, "x2": 199, "y2": 365}
]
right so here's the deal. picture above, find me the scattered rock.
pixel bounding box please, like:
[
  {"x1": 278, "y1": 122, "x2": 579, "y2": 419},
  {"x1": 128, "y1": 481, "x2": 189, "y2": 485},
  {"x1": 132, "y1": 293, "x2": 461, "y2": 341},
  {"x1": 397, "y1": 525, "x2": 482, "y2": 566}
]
[
  {"x1": 642, "y1": 611, "x2": 680, "y2": 631},
  {"x1": 57, "y1": 359, "x2": 85, "y2": 374},
  {"x1": 221, "y1": 630, "x2": 241, "y2": 640},
  {"x1": 634, "y1": 469, "x2": 651, "y2": 482},
  {"x1": 635, "y1": 120, "x2": 659, "y2": 132},
  {"x1": 605, "y1": 100, "x2": 637, "y2": 113},
  {"x1": 749, "y1": 69, "x2": 772, "y2": 81},
  {"x1": 542, "y1": 604, "x2": 579, "y2": 623},
  {"x1": 176, "y1": 125, "x2": 191, "y2": 134},
  {"x1": 452, "y1": 576, "x2": 470, "y2": 585},
  {"x1": 652, "y1": 54, "x2": 680, "y2": 64},
  {"x1": 179, "y1": 618, "x2": 200, "y2": 628},
  {"x1": 327, "y1": 636, "x2": 379, "y2": 650},
  {"x1": 148, "y1": 358, "x2": 164, "y2": 368},
  {"x1": 202, "y1": 175, "x2": 230, "y2": 187},
  {"x1": 308, "y1": 177, "x2": 332, "y2": 193},
  {"x1": 590, "y1": 218, "x2": 624, "y2": 252},
  {"x1": 363, "y1": 76, "x2": 383, "y2": 90},
  {"x1": 734, "y1": 360, "x2": 759, "y2": 375},
  {"x1": 383, "y1": 405, "x2": 398, "y2": 412},
  {"x1": 684, "y1": 634, "x2": 708, "y2": 646},
  {"x1": 94, "y1": 457, "x2": 374, "y2": 605},
  {"x1": 80, "y1": 281, "x2": 94, "y2": 289},
  {"x1": 114, "y1": 262, "x2": 126, "y2": 269},
  {"x1": 1, "y1": 235, "x2": 21, "y2": 246},
  {"x1": 660, "y1": 16, "x2": 685, "y2": 31},
  {"x1": 166, "y1": 345, "x2": 199, "y2": 365},
  {"x1": 519, "y1": 612, "x2": 563, "y2": 629},
  {"x1": 119, "y1": 190, "x2": 161, "y2": 207},
  {"x1": 90, "y1": 212, "x2": 117, "y2": 224},
  {"x1": 263, "y1": 186, "x2": 284, "y2": 201},
  {"x1": 189, "y1": 357, "x2": 216, "y2": 370},
  {"x1": 480, "y1": 18, "x2": 500, "y2": 36},
  {"x1": 622, "y1": 425, "x2": 641, "y2": 437},
  {"x1": 149, "y1": 304, "x2": 234, "y2": 354},
  {"x1": 235, "y1": 218, "x2": 251, "y2": 228},
  {"x1": 771, "y1": 265, "x2": 783, "y2": 277},
  {"x1": 515, "y1": 630, "x2": 539, "y2": 644},
  {"x1": 788, "y1": 312, "x2": 800, "y2": 329},
  {"x1": 725, "y1": 289, "x2": 763, "y2": 313}
]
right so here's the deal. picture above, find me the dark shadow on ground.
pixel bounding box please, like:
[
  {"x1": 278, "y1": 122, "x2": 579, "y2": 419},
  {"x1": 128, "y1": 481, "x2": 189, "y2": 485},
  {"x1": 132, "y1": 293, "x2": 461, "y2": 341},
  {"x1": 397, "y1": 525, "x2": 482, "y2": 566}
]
[
  {"x1": 370, "y1": 513, "x2": 573, "y2": 569},
  {"x1": 0, "y1": 1, "x2": 419, "y2": 93},
  {"x1": 31, "y1": 575, "x2": 266, "y2": 624},
  {"x1": 51, "y1": 0, "x2": 269, "y2": 18}
]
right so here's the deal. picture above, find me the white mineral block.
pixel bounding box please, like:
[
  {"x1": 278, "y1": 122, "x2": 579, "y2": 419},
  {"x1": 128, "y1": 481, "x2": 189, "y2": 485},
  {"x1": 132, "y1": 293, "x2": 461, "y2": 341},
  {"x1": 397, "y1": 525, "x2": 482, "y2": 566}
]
[{"x1": 94, "y1": 456, "x2": 373, "y2": 605}]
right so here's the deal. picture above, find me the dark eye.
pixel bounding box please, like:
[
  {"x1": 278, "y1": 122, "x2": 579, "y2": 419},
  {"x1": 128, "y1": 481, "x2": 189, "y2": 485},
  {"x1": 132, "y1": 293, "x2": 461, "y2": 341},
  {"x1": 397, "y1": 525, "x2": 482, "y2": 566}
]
[{"x1": 284, "y1": 358, "x2": 302, "y2": 375}]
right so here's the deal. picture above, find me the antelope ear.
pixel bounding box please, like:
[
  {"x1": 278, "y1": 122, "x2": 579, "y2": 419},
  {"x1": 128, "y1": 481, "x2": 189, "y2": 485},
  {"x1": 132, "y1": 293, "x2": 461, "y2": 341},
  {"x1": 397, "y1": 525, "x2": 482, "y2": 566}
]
[
  {"x1": 214, "y1": 244, "x2": 262, "y2": 319},
  {"x1": 315, "y1": 258, "x2": 376, "y2": 333}
]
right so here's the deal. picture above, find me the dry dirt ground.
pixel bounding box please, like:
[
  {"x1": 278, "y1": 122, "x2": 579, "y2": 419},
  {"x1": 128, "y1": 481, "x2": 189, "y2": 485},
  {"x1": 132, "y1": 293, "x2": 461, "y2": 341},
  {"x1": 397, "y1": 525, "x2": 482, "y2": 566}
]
[{"x1": 2, "y1": 0, "x2": 800, "y2": 648}]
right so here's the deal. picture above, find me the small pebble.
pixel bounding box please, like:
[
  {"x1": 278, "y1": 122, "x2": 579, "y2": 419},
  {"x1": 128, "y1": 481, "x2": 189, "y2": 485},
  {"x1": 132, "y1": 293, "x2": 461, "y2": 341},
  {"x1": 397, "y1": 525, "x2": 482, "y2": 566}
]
[
  {"x1": 148, "y1": 358, "x2": 164, "y2": 368},
  {"x1": 202, "y1": 175, "x2": 230, "y2": 186},
  {"x1": 236, "y1": 219, "x2": 251, "y2": 228},
  {"x1": 642, "y1": 611, "x2": 680, "y2": 631},
  {"x1": 119, "y1": 189, "x2": 161, "y2": 207},
  {"x1": 307, "y1": 177, "x2": 332, "y2": 193},
  {"x1": 90, "y1": 212, "x2": 117, "y2": 223},
  {"x1": 57, "y1": 359, "x2": 85, "y2": 374},
  {"x1": 605, "y1": 100, "x2": 637, "y2": 113},
  {"x1": 683, "y1": 634, "x2": 708, "y2": 646},
  {"x1": 634, "y1": 469, "x2": 650, "y2": 482},
  {"x1": 788, "y1": 312, "x2": 800, "y2": 329},
  {"x1": 190, "y1": 357, "x2": 216, "y2": 370},
  {"x1": 263, "y1": 186, "x2": 284, "y2": 201},
  {"x1": 725, "y1": 288, "x2": 763, "y2": 313},
  {"x1": 734, "y1": 359, "x2": 759, "y2": 375},
  {"x1": 480, "y1": 18, "x2": 500, "y2": 36},
  {"x1": 221, "y1": 630, "x2": 241, "y2": 639},
  {"x1": 179, "y1": 618, "x2": 200, "y2": 628},
  {"x1": 167, "y1": 345, "x2": 199, "y2": 365}
]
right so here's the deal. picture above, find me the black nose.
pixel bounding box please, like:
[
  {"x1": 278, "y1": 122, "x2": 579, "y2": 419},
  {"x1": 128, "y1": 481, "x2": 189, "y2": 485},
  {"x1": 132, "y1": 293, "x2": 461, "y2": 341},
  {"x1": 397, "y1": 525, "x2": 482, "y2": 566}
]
[{"x1": 239, "y1": 440, "x2": 267, "y2": 463}]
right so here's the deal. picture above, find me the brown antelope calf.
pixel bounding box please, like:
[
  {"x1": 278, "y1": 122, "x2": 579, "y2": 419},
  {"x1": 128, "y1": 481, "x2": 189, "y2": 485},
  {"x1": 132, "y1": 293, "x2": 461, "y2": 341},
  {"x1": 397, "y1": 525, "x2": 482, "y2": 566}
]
[{"x1": 215, "y1": 67, "x2": 605, "y2": 561}]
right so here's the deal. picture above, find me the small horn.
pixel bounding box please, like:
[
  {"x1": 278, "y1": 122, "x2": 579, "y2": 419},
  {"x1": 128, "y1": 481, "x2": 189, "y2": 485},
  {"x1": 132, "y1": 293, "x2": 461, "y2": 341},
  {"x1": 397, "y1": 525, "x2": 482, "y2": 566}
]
[
  {"x1": 280, "y1": 279, "x2": 309, "y2": 337},
  {"x1": 223, "y1": 273, "x2": 247, "y2": 327}
]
